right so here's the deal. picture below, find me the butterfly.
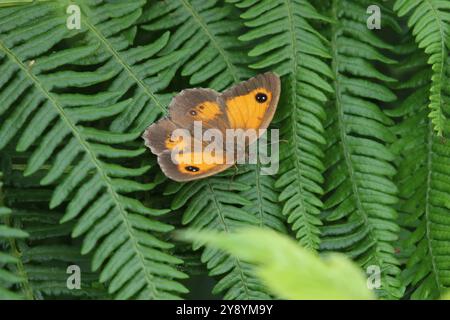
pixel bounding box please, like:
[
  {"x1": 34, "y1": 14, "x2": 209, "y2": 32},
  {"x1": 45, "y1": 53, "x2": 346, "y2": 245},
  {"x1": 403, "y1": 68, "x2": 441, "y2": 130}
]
[{"x1": 142, "y1": 72, "x2": 281, "y2": 182}]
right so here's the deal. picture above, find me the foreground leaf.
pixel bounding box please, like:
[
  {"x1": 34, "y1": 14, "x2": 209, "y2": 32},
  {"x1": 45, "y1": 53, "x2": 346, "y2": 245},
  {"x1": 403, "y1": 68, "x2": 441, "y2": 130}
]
[{"x1": 181, "y1": 227, "x2": 375, "y2": 300}]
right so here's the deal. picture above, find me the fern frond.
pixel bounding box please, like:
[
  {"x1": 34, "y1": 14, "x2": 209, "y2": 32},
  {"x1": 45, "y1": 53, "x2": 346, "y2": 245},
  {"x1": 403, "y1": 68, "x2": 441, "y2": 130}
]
[
  {"x1": 79, "y1": 0, "x2": 189, "y2": 133},
  {"x1": 321, "y1": 0, "x2": 402, "y2": 299},
  {"x1": 168, "y1": 176, "x2": 273, "y2": 299},
  {"x1": 166, "y1": 165, "x2": 285, "y2": 299},
  {"x1": 0, "y1": 1, "x2": 187, "y2": 299},
  {"x1": 392, "y1": 93, "x2": 446, "y2": 299},
  {"x1": 236, "y1": 166, "x2": 286, "y2": 233},
  {"x1": 394, "y1": 0, "x2": 450, "y2": 135},
  {"x1": 142, "y1": 0, "x2": 285, "y2": 299},
  {"x1": 229, "y1": 0, "x2": 333, "y2": 249},
  {"x1": 390, "y1": 50, "x2": 450, "y2": 299},
  {"x1": 0, "y1": 163, "x2": 109, "y2": 299},
  {"x1": 142, "y1": 0, "x2": 253, "y2": 91},
  {"x1": 7, "y1": 211, "x2": 106, "y2": 299},
  {"x1": 0, "y1": 170, "x2": 29, "y2": 299}
]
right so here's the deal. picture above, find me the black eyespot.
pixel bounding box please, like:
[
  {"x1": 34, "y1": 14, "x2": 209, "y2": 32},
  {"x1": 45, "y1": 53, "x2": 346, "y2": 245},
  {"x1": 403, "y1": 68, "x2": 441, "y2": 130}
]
[
  {"x1": 189, "y1": 110, "x2": 197, "y2": 116},
  {"x1": 255, "y1": 92, "x2": 267, "y2": 103},
  {"x1": 185, "y1": 166, "x2": 200, "y2": 172},
  {"x1": 199, "y1": 105, "x2": 205, "y2": 110}
]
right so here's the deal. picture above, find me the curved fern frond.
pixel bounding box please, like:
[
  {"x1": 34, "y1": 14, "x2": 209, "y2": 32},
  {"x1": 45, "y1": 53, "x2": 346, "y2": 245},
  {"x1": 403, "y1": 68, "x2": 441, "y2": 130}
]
[
  {"x1": 168, "y1": 175, "x2": 274, "y2": 299},
  {"x1": 142, "y1": 0, "x2": 253, "y2": 91},
  {"x1": 392, "y1": 92, "x2": 449, "y2": 299},
  {"x1": 394, "y1": 0, "x2": 450, "y2": 135},
  {"x1": 236, "y1": 165, "x2": 286, "y2": 233},
  {"x1": 0, "y1": 170, "x2": 29, "y2": 300},
  {"x1": 229, "y1": 0, "x2": 333, "y2": 249},
  {"x1": 78, "y1": 0, "x2": 188, "y2": 133},
  {"x1": 0, "y1": 1, "x2": 187, "y2": 299},
  {"x1": 389, "y1": 49, "x2": 450, "y2": 299},
  {"x1": 321, "y1": 0, "x2": 402, "y2": 299},
  {"x1": 0, "y1": 162, "x2": 109, "y2": 299},
  {"x1": 142, "y1": 0, "x2": 285, "y2": 299}
]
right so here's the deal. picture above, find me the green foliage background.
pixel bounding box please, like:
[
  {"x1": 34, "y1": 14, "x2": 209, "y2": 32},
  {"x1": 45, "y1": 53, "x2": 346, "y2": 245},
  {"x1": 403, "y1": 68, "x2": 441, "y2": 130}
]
[{"x1": 0, "y1": 0, "x2": 449, "y2": 300}]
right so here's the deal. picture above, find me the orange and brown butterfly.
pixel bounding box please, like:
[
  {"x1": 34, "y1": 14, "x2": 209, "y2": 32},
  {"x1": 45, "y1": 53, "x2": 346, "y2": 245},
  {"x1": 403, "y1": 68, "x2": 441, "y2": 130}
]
[{"x1": 142, "y1": 72, "x2": 281, "y2": 182}]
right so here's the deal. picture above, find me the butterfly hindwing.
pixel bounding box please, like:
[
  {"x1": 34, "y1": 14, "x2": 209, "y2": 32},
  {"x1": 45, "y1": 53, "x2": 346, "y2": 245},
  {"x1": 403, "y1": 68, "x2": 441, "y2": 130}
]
[
  {"x1": 142, "y1": 118, "x2": 180, "y2": 155},
  {"x1": 157, "y1": 150, "x2": 232, "y2": 182}
]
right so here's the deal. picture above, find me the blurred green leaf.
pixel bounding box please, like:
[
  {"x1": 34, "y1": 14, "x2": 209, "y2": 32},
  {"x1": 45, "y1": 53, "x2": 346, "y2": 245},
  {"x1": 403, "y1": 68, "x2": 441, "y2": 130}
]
[{"x1": 180, "y1": 227, "x2": 375, "y2": 300}]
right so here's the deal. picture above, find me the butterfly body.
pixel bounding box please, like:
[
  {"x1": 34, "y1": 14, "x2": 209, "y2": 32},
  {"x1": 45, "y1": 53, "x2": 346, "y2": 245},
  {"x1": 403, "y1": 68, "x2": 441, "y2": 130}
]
[{"x1": 143, "y1": 72, "x2": 281, "y2": 181}]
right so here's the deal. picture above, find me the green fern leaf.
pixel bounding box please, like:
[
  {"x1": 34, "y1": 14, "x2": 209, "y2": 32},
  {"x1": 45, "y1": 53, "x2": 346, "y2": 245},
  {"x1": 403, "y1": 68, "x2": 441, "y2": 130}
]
[
  {"x1": 0, "y1": 1, "x2": 187, "y2": 299},
  {"x1": 0, "y1": 163, "x2": 109, "y2": 299},
  {"x1": 143, "y1": 0, "x2": 285, "y2": 299},
  {"x1": 142, "y1": 0, "x2": 254, "y2": 90},
  {"x1": 321, "y1": 0, "x2": 402, "y2": 299},
  {"x1": 229, "y1": 0, "x2": 333, "y2": 249},
  {"x1": 394, "y1": 0, "x2": 450, "y2": 136},
  {"x1": 236, "y1": 166, "x2": 286, "y2": 233},
  {"x1": 169, "y1": 176, "x2": 273, "y2": 299},
  {"x1": 390, "y1": 49, "x2": 450, "y2": 299},
  {"x1": 0, "y1": 171, "x2": 29, "y2": 299}
]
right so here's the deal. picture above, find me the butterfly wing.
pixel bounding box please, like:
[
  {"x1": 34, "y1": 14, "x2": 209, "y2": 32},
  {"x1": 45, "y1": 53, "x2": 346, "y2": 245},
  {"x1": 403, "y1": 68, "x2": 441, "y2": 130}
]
[
  {"x1": 143, "y1": 89, "x2": 232, "y2": 182},
  {"x1": 143, "y1": 118, "x2": 179, "y2": 155},
  {"x1": 221, "y1": 72, "x2": 281, "y2": 139},
  {"x1": 143, "y1": 73, "x2": 280, "y2": 182},
  {"x1": 156, "y1": 149, "x2": 232, "y2": 182},
  {"x1": 168, "y1": 88, "x2": 230, "y2": 132}
]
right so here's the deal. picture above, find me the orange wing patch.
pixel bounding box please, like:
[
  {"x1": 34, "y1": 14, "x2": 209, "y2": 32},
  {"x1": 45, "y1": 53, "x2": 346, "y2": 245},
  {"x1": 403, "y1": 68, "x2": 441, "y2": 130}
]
[
  {"x1": 188, "y1": 101, "x2": 222, "y2": 121},
  {"x1": 173, "y1": 152, "x2": 225, "y2": 176},
  {"x1": 225, "y1": 88, "x2": 272, "y2": 129},
  {"x1": 165, "y1": 134, "x2": 187, "y2": 150}
]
